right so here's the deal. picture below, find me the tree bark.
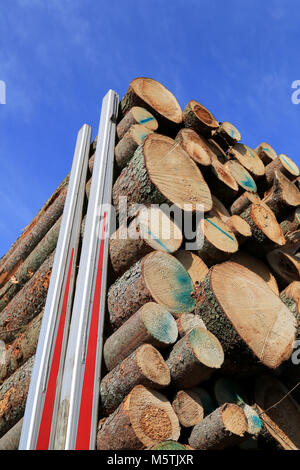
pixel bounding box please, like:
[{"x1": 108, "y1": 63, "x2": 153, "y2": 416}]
[
  {"x1": 211, "y1": 121, "x2": 242, "y2": 150},
  {"x1": 166, "y1": 327, "x2": 224, "y2": 388},
  {"x1": 280, "y1": 282, "x2": 300, "y2": 337},
  {"x1": 194, "y1": 261, "x2": 296, "y2": 368},
  {"x1": 255, "y1": 142, "x2": 277, "y2": 165},
  {"x1": 103, "y1": 302, "x2": 178, "y2": 371},
  {"x1": 112, "y1": 133, "x2": 212, "y2": 213},
  {"x1": 107, "y1": 252, "x2": 196, "y2": 330},
  {"x1": 0, "y1": 417, "x2": 23, "y2": 450},
  {"x1": 109, "y1": 205, "x2": 183, "y2": 277},
  {"x1": 100, "y1": 344, "x2": 170, "y2": 415},
  {"x1": 119, "y1": 77, "x2": 182, "y2": 135},
  {"x1": 280, "y1": 207, "x2": 300, "y2": 235},
  {"x1": 208, "y1": 195, "x2": 231, "y2": 221},
  {"x1": 188, "y1": 403, "x2": 248, "y2": 450},
  {"x1": 97, "y1": 385, "x2": 180, "y2": 450},
  {"x1": 230, "y1": 191, "x2": 261, "y2": 216},
  {"x1": 239, "y1": 202, "x2": 286, "y2": 256},
  {"x1": 182, "y1": 100, "x2": 219, "y2": 137},
  {"x1": 116, "y1": 106, "x2": 158, "y2": 140},
  {"x1": 262, "y1": 170, "x2": 300, "y2": 222},
  {"x1": 0, "y1": 355, "x2": 34, "y2": 438},
  {"x1": 0, "y1": 252, "x2": 54, "y2": 343},
  {"x1": 265, "y1": 154, "x2": 299, "y2": 185},
  {"x1": 115, "y1": 124, "x2": 154, "y2": 169}
]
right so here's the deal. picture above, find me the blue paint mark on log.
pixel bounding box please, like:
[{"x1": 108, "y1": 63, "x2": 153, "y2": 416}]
[
  {"x1": 230, "y1": 128, "x2": 235, "y2": 138},
  {"x1": 141, "y1": 133, "x2": 148, "y2": 141},
  {"x1": 247, "y1": 148, "x2": 255, "y2": 158},
  {"x1": 262, "y1": 147, "x2": 270, "y2": 152},
  {"x1": 206, "y1": 218, "x2": 235, "y2": 241},
  {"x1": 281, "y1": 155, "x2": 298, "y2": 174},
  {"x1": 250, "y1": 414, "x2": 262, "y2": 431},
  {"x1": 146, "y1": 229, "x2": 170, "y2": 252},
  {"x1": 173, "y1": 265, "x2": 195, "y2": 311},
  {"x1": 240, "y1": 175, "x2": 257, "y2": 192},
  {"x1": 139, "y1": 117, "x2": 155, "y2": 124}
]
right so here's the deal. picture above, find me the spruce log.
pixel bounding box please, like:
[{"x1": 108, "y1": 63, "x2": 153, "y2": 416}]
[
  {"x1": 211, "y1": 121, "x2": 242, "y2": 150},
  {"x1": 214, "y1": 377, "x2": 262, "y2": 437},
  {"x1": 230, "y1": 191, "x2": 261, "y2": 216},
  {"x1": 97, "y1": 385, "x2": 180, "y2": 450},
  {"x1": 166, "y1": 327, "x2": 224, "y2": 388},
  {"x1": 0, "y1": 310, "x2": 42, "y2": 384},
  {"x1": 176, "y1": 313, "x2": 206, "y2": 337},
  {"x1": 115, "y1": 124, "x2": 154, "y2": 169},
  {"x1": 109, "y1": 205, "x2": 183, "y2": 277},
  {"x1": 228, "y1": 143, "x2": 265, "y2": 179},
  {"x1": 174, "y1": 250, "x2": 208, "y2": 287},
  {"x1": 224, "y1": 215, "x2": 252, "y2": 244},
  {"x1": 119, "y1": 77, "x2": 182, "y2": 135},
  {"x1": 0, "y1": 252, "x2": 54, "y2": 343},
  {"x1": 280, "y1": 207, "x2": 300, "y2": 235},
  {"x1": 0, "y1": 355, "x2": 34, "y2": 438},
  {"x1": 182, "y1": 100, "x2": 219, "y2": 137},
  {"x1": 172, "y1": 389, "x2": 204, "y2": 427},
  {"x1": 280, "y1": 282, "x2": 300, "y2": 335},
  {"x1": 100, "y1": 344, "x2": 170, "y2": 415},
  {"x1": 267, "y1": 250, "x2": 300, "y2": 286},
  {"x1": 262, "y1": 170, "x2": 300, "y2": 222},
  {"x1": 239, "y1": 202, "x2": 286, "y2": 256},
  {"x1": 230, "y1": 251, "x2": 279, "y2": 295},
  {"x1": 265, "y1": 154, "x2": 299, "y2": 185},
  {"x1": 0, "y1": 417, "x2": 23, "y2": 450},
  {"x1": 103, "y1": 302, "x2": 178, "y2": 371},
  {"x1": 196, "y1": 216, "x2": 239, "y2": 266},
  {"x1": 116, "y1": 106, "x2": 158, "y2": 140},
  {"x1": 255, "y1": 142, "x2": 277, "y2": 165},
  {"x1": 188, "y1": 403, "x2": 248, "y2": 450},
  {"x1": 0, "y1": 216, "x2": 60, "y2": 313},
  {"x1": 112, "y1": 133, "x2": 212, "y2": 212},
  {"x1": 175, "y1": 128, "x2": 212, "y2": 167},
  {"x1": 194, "y1": 261, "x2": 296, "y2": 368},
  {"x1": 0, "y1": 178, "x2": 67, "y2": 288},
  {"x1": 208, "y1": 195, "x2": 231, "y2": 221},
  {"x1": 255, "y1": 375, "x2": 300, "y2": 450},
  {"x1": 205, "y1": 155, "x2": 239, "y2": 204},
  {"x1": 224, "y1": 160, "x2": 257, "y2": 193},
  {"x1": 107, "y1": 252, "x2": 195, "y2": 330}
]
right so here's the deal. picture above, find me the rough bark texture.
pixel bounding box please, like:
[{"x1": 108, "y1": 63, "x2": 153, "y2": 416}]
[
  {"x1": 0, "y1": 252, "x2": 54, "y2": 343},
  {"x1": 116, "y1": 106, "x2": 158, "y2": 140},
  {"x1": 0, "y1": 417, "x2": 23, "y2": 450},
  {"x1": 263, "y1": 170, "x2": 300, "y2": 222},
  {"x1": 0, "y1": 217, "x2": 60, "y2": 313},
  {"x1": 188, "y1": 403, "x2": 248, "y2": 450},
  {"x1": 265, "y1": 154, "x2": 299, "y2": 184},
  {"x1": 166, "y1": 327, "x2": 224, "y2": 388},
  {"x1": 100, "y1": 345, "x2": 170, "y2": 416},
  {"x1": 0, "y1": 311, "x2": 42, "y2": 384},
  {"x1": 0, "y1": 355, "x2": 34, "y2": 438},
  {"x1": 230, "y1": 191, "x2": 261, "y2": 216},
  {"x1": 114, "y1": 124, "x2": 153, "y2": 169},
  {"x1": 97, "y1": 385, "x2": 180, "y2": 450}
]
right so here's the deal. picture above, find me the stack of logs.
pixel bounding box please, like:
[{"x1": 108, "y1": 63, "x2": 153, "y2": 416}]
[{"x1": 0, "y1": 77, "x2": 300, "y2": 450}]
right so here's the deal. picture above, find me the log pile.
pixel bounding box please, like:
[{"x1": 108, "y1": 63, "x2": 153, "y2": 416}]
[{"x1": 0, "y1": 76, "x2": 300, "y2": 450}]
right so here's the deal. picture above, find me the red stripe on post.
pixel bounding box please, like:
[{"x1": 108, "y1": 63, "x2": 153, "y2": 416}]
[
  {"x1": 75, "y1": 213, "x2": 107, "y2": 450},
  {"x1": 36, "y1": 248, "x2": 75, "y2": 450}
]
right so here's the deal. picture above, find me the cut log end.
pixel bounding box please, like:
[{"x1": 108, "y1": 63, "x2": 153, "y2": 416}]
[
  {"x1": 182, "y1": 100, "x2": 219, "y2": 136},
  {"x1": 175, "y1": 128, "x2": 212, "y2": 166},
  {"x1": 116, "y1": 106, "x2": 158, "y2": 140},
  {"x1": 136, "y1": 344, "x2": 171, "y2": 387},
  {"x1": 176, "y1": 313, "x2": 207, "y2": 337},
  {"x1": 174, "y1": 250, "x2": 208, "y2": 287},
  {"x1": 172, "y1": 389, "x2": 204, "y2": 427},
  {"x1": 255, "y1": 142, "x2": 277, "y2": 165},
  {"x1": 224, "y1": 160, "x2": 257, "y2": 193},
  {"x1": 228, "y1": 143, "x2": 265, "y2": 178}
]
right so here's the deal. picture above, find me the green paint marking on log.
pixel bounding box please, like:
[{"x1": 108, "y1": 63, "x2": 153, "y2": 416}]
[
  {"x1": 230, "y1": 128, "x2": 235, "y2": 138},
  {"x1": 247, "y1": 147, "x2": 255, "y2": 158},
  {"x1": 262, "y1": 147, "x2": 270, "y2": 152},
  {"x1": 139, "y1": 117, "x2": 155, "y2": 124},
  {"x1": 145, "y1": 308, "x2": 178, "y2": 344},
  {"x1": 206, "y1": 218, "x2": 235, "y2": 240},
  {"x1": 173, "y1": 265, "x2": 195, "y2": 312},
  {"x1": 240, "y1": 175, "x2": 257, "y2": 192},
  {"x1": 280, "y1": 155, "x2": 299, "y2": 174},
  {"x1": 146, "y1": 229, "x2": 171, "y2": 252}
]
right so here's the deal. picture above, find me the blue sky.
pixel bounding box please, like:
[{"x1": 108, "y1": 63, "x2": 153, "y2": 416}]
[{"x1": 0, "y1": 0, "x2": 299, "y2": 257}]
